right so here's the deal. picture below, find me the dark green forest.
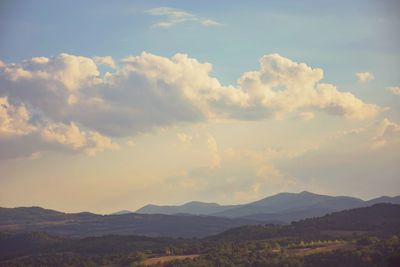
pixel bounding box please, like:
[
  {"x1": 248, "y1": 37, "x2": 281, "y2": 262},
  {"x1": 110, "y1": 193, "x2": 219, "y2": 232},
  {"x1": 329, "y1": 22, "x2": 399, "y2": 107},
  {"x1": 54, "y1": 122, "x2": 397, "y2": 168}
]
[{"x1": 1, "y1": 204, "x2": 400, "y2": 267}]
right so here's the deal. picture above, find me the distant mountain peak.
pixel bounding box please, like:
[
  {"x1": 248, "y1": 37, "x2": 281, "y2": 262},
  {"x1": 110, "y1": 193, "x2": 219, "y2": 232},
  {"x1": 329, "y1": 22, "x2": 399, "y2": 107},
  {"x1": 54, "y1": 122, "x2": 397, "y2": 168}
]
[
  {"x1": 111, "y1": 210, "x2": 132, "y2": 215},
  {"x1": 299, "y1": 190, "x2": 314, "y2": 195}
]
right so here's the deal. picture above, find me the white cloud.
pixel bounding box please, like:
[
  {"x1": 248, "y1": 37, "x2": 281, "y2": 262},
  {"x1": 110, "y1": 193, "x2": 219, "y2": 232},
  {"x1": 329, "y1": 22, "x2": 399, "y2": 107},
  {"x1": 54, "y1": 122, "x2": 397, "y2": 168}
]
[
  {"x1": 356, "y1": 71, "x2": 374, "y2": 83},
  {"x1": 0, "y1": 52, "x2": 383, "y2": 159},
  {"x1": 93, "y1": 56, "x2": 116, "y2": 69},
  {"x1": 146, "y1": 7, "x2": 221, "y2": 28},
  {"x1": 387, "y1": 86, "x2": 400, "y2": 95},
  {"x1": 0, "y1": 97, "x2": 35, "y2": 136},
  {"x1": 41, "y1": 121, "x2": 119, "y2": 156},
  {"x1": 0, "y1": 97, "x2": 118, "y2": 158},
  {"x1": 235, "y1": 54, "x2": 381, "y2": 120},
  {"x1": 372, "y1": 118, "x2": 400, "y2": 149}
]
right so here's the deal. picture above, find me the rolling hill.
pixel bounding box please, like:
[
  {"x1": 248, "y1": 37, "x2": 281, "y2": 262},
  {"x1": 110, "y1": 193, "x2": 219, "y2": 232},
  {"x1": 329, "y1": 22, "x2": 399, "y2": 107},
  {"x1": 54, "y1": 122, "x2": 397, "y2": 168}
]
[
  {"x1": 211, "y1": 203, "x2": 400, "y2": 242},
  {"x1": 1, "y1": 204, "x2": 399, "y2": 266},
  {"x1": 0, "y1": 207, "x2": 260, "y2": 238}
]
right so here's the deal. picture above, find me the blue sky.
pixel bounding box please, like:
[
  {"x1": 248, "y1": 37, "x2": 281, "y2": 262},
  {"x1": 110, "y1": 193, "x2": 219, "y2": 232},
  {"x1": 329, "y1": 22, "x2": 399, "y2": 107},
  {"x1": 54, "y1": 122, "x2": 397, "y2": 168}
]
[
  {"x1": 0, "y1": 0, "x2": 399, "y2": 213},
  {"x1": 2, "y1": 0, "x2": 399, "y2": 83}
]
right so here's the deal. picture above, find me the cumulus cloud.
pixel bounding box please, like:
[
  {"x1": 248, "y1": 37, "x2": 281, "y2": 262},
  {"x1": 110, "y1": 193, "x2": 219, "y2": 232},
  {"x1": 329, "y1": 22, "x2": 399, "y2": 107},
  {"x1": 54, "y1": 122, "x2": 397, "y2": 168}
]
[
  {"x1": 387, "y1": 86, "x2": 400, "y2": 95},
  {"x1": 0, "y1": 52, "x2": 383, "y2": 158},
  {"x1": 235, "y1": 54, "x2": 381, "y2": 120},
  {"x1": 356, "y1": 71, "x2": 374, "y2": 83},
  {"x1": 41, "y1": 121, "x2": 119, "y2": 156},
  {"x1": 93, "y1": 56, "x2": 116, "y2": 69},
  {"x1": 0, "y1": 97, "x2": 118, "y2": 159},
  {"x1": 372, "y1": 118, "x2": 400, "y2": 149},
  {"x1": 146, "y1": 7, "x2": 221, "y2": 28},
  {"x1": 0, "y1": 97, "x2": 35, "y2": 136}
]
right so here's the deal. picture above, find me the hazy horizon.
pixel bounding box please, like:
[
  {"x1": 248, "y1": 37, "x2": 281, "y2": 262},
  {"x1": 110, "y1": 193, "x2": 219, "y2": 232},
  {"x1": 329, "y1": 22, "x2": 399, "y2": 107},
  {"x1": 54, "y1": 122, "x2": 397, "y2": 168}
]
[
  {"x1": 2, "y1": 190, "x2": 400, "y2": 215},
  {"x1": 1, "y1": 0, "x2": 399, "y2": 214}
]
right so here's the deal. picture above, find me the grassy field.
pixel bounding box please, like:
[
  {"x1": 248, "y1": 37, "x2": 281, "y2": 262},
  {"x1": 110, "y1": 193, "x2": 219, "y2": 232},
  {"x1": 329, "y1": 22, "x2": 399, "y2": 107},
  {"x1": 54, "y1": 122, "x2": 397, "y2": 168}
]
[
  {"x1": 143, "y1": 254, "x2": 200, "y2": 266},
  {"x1": 287, "y1": 242, "x2": 353, "y2": 256}
]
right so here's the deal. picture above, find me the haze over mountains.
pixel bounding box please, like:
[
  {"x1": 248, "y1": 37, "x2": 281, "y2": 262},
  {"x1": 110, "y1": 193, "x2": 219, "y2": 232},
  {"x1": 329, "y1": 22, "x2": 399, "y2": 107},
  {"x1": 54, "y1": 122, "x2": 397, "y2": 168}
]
[
  {"x1": 135, "y1": 191, "x2": 400, "y2": 223},
  {"x1": 1, "y1": 191, "x2": 399, "y2": 239}
]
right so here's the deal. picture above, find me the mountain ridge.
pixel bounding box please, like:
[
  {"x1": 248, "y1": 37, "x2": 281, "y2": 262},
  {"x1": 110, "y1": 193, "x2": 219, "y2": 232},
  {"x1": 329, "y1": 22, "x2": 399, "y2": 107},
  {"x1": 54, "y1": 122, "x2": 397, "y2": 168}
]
[
  {"x1": 134, "y1": 191, "x2": 400, "y2": 223},
  {"x1": 0, "y1": 206, "x2": 262, "y2": 238}
]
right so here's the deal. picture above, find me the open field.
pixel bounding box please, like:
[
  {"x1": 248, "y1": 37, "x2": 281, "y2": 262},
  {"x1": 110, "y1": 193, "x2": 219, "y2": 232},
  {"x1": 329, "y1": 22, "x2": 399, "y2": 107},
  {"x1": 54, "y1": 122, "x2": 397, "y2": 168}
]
[
  {"x1": 143, "y1": 254, "x2": 200, "y2": 266},
  {"x1": 287, "y1": 242, "x2": 353, "y2": 256}
]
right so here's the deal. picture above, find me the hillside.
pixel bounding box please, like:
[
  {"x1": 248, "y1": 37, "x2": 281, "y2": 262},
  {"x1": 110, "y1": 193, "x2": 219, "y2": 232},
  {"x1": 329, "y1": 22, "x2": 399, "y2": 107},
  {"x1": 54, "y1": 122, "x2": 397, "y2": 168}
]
[
  {"x1": 211, "y1": 203, "x2": 400, "y2": 242},
  {"x1": 0, "y1": 207, "x2": 260, "y2": 238},
  {"x1": 1, "y1": 204, "x2": 399, "y2": 267}
]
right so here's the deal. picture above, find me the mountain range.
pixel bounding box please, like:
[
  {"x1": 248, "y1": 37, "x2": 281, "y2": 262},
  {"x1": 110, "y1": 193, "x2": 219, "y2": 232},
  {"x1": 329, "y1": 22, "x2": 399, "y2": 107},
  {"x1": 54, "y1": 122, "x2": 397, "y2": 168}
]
[
  {"x1": 2, "y1": 203, "x2": 400, "y2": 266},
  {"x1": 2, "y1": 191, "x2": 399, "y2": 238},
  {"x1": 135, "y1": 191, "x2": 400, "y2": 223}
]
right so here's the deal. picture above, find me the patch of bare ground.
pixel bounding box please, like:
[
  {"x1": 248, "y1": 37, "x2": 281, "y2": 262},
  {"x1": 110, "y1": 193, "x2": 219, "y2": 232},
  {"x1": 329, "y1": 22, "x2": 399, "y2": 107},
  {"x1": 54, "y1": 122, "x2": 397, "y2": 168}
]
[
  {"x1": 142, "y1": 254, "x2": 200, "y2": 266},
  {"x1": 287, "y1": 242, "x2": 354, "y2": 256}
]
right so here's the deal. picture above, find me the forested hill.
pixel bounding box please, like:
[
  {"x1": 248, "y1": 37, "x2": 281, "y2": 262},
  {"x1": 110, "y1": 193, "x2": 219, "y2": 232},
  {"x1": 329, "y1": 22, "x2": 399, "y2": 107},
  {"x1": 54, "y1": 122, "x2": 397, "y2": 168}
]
[
  {"x1": 211, "y1": 203, "x2": 400, "y2": 242},
  {"x1": 1, "y1": 204, "x2": 400, "y2": 267},
  {"x1": 293, "y1": 203, "x2": 400, "y2": 231},
  {"x1": 0, "y1": 207, "x2": 260, "y2": 238}
]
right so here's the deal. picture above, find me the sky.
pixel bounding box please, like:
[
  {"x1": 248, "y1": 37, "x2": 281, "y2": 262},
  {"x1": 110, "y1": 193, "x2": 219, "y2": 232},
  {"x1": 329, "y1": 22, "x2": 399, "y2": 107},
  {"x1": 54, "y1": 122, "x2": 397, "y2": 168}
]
[{"x1": 0, "y1": 0, "x2": 399, "y2": 214}]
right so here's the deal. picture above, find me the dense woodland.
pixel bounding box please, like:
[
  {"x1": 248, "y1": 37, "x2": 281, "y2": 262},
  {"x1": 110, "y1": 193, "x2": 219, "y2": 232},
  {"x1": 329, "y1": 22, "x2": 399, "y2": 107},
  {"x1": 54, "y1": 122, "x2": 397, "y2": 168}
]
[{"x1": 1, "y1": 204, "x2": 399, "y2": 267}]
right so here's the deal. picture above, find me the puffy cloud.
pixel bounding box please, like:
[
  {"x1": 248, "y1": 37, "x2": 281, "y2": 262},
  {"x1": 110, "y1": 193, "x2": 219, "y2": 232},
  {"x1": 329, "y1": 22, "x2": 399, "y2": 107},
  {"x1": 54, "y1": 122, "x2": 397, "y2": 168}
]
[
  {"x1": 372, "y1": 118, "x2": 400, "y2": 149},
  {"x1": 41, "y1": 122, "x2": 119, "y2": 156},
  {"x1": 0, "y1": 97, "x2": 35, "y2": 136},
  {"x1": 387, "y1": 86, "x2": 400, "y2": 95},
  {"x1": 0, "y1": 53, "x2": 103, "y2": 123},
  {"x1": 93, "y1": 56, "x2": 116, "y2": 69},
  {"x1": 235, "y1": 54, "x2": 380, "y2": 120},
  {"x1": 356, "y1": 71, "x2": 374, "y2": 83},
  {"x1": 0, "y1": 97, "x2": 118, "y2": 158},
  {"x1": 146, "y1": 7, "x2": 221, "y2": 28},
  {"x1": 2, "y1": 53, "x2": 100, "y2": 91},
  {"x1": 0, "y1": 52, "x2": 383, "y2": 159},
  {"x1": 117, "y1": 52, "x2": 380, "y2": 121}
]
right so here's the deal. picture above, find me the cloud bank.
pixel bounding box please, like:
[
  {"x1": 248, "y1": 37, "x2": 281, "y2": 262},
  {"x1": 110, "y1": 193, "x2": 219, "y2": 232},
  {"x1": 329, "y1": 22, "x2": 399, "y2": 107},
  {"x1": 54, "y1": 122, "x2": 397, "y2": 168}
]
[{"x1": 0, "y1": 52, "x2": 382, "y2": 158}]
